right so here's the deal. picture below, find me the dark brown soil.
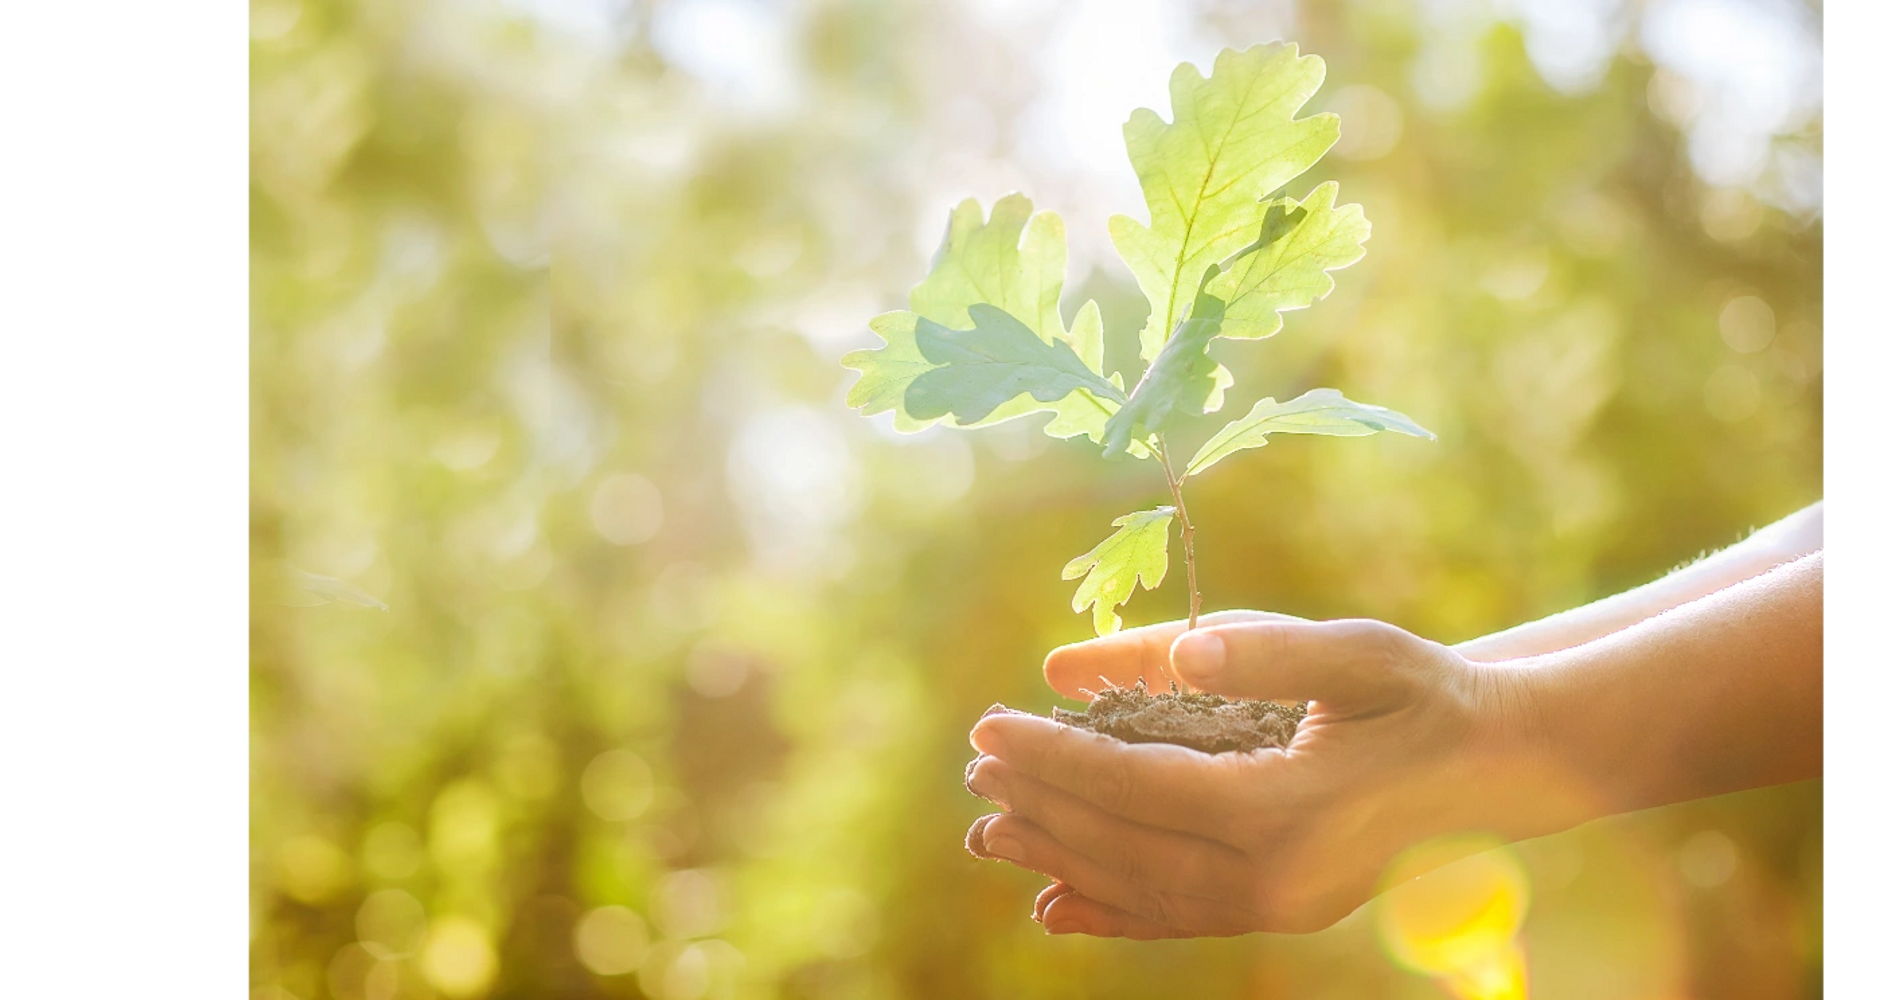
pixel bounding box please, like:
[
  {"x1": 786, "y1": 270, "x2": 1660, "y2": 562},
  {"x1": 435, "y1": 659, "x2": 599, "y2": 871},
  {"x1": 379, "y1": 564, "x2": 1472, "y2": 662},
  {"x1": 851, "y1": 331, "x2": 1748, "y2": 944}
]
[{"x1": 1049, "y1": 680, "x2": 1307, "y2": 754}]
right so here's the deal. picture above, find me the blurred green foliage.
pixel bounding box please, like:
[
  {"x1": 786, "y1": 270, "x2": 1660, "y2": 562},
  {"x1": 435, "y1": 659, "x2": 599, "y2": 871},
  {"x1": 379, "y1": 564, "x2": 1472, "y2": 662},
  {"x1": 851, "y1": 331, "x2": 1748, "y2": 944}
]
[{"x1": 251, "y1": 1, "x2": 1821, "y2": 998}]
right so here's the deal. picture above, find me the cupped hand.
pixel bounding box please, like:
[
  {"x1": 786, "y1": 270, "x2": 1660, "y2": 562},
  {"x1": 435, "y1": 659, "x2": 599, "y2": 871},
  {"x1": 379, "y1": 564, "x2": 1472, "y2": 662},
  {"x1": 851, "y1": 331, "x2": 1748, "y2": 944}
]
[{"x1": 964, "y1": 615, "x2": 1566, "y2": 938}]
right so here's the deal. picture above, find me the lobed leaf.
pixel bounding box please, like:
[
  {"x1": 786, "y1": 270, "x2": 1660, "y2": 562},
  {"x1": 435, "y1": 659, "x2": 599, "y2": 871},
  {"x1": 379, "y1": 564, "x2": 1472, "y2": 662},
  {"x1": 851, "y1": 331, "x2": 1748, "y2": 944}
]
[
  {"x1": 1206, "y1": 182, "x2": 1370, "y2": 341},
  {"x1": 911, "y1": 194, "x2": 1066, "y2": 341},
  {"x1": 1185, "y1": 388, "x2": 1435, "y2": 477},
  {"x1": 841, "y1": 196, "x2": 1129, "y2": 445},
  {"x1": 842, "y1": 311, "x2": 939, "y2": 432},
  {"x1": 1063, "y1": 507, "x2": 1175, "y2": 635},
  {"x1": 1110, "y1": 43, "x2": 1339, "y2": 362},
  {"x1": 904, "y1": 305, "x2": 1124, "y2": 425},
  {"x1": 1100, "y1": 273, "x2": 1234, "y2": 458}
]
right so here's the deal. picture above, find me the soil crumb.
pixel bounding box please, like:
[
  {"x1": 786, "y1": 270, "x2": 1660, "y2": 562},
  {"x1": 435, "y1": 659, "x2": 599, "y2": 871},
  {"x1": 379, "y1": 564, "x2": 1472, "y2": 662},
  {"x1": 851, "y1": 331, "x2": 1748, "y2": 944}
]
[{"x1": 1049, "y1": 680, "x2": 1306, "y2": 754}]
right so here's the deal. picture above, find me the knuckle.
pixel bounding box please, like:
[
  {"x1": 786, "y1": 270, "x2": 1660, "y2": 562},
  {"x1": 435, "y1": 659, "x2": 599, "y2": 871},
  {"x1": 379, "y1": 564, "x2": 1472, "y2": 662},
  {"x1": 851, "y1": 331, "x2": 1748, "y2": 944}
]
[
  {"x1": 1259, "y1": 623, "x2": 1294, "y2": 667},
  {"x1": 1115, "y1": 850, "x2": 1145, "y2": 888},
  {"x1": 1143, "y1": 888, "x2": 1190, "y2": 930},
  {"x1": 1348, "y1": 618, "x2": 1411, "y2": 660},
  {"x1": 1112, "y1": 842, "x2": 1154, "y2": 885}
]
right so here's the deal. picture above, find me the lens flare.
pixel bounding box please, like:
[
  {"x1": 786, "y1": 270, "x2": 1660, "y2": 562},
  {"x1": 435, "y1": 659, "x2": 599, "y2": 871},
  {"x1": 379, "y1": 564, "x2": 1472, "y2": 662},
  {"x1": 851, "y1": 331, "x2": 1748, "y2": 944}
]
[{"x1": 1375, "y1": 835, "x2": 1531, "y2": 1000}]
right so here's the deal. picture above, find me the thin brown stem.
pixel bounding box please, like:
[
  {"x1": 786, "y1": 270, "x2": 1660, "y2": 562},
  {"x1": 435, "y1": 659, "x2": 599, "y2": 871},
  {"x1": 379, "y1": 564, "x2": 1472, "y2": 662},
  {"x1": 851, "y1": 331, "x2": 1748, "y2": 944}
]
[{"x1": 1154, "y1": 439, "x2": 1201, "y2": 632}]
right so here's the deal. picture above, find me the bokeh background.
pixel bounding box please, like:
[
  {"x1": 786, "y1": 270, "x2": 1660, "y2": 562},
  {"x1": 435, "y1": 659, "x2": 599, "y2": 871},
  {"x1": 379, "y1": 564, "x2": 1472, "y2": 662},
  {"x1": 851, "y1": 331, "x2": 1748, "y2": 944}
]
[{"x1": 250, "y1": 0, "x2": 1823, "y2": 997}]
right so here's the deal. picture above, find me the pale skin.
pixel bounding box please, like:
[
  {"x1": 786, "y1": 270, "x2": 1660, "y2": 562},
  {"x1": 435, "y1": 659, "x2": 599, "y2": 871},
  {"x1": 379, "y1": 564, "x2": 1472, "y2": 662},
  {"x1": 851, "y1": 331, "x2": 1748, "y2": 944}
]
[{"x1": 964, "y1": 502, "x2": 1822, "y2": 938}]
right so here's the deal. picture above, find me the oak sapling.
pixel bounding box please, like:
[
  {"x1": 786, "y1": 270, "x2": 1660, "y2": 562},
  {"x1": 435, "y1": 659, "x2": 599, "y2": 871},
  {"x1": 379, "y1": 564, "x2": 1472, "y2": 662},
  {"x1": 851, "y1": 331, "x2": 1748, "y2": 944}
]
[{"x1": 842, "y1": 44, "x2": 1434, "y2": 750}]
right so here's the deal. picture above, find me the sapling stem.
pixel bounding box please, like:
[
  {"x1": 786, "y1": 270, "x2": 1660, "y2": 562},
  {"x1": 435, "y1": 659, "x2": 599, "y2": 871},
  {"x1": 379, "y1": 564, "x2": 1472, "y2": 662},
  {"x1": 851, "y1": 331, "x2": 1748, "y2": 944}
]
[{"x1": 1155, "y1": 439, "x2": 1202, "y2": 632}]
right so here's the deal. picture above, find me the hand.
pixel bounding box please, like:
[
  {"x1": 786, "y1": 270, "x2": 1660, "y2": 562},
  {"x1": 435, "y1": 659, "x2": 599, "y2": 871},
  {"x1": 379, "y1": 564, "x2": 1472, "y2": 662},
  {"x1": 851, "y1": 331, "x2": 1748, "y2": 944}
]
[{"x1": 964, "y1": 615, "x2": 1563, "y2": 938}]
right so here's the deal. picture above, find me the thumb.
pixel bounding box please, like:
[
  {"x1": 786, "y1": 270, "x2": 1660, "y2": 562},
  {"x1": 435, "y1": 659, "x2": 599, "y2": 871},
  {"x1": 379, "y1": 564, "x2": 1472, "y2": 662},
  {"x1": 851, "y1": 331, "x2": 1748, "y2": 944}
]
[{"x1": 1170, "y1": 618, "x2": 1410, "y2": 706}]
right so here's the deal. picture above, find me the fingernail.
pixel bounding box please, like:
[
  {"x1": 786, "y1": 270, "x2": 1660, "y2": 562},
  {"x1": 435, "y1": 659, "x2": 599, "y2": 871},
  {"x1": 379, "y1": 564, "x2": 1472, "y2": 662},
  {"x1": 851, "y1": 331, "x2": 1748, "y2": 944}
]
[
  {"x1": 969, "y1": 719, "x2": 1008, "y2": 757},
  {"x1": 981, "y1": 703, "x2": 1019, "y2": 719},
  {"x1": 1034, "y1": 884, "x2": 1072, "y2": 923},
  {"x1": 964, "y1": 755, "x2": 984, "y2": 795},
  {"x1": 965, "y1": 815, "x2": 998, "y2": 858},
  {"x1": 1173, "y1": 631, "x2": 1226, "y2": 681},
  {"x1": 983, "y1": 830, "x2": 1025, "y2": 864},
  {"x1": 966, "y1": 762, "x2": 1009, "y2": 810}
]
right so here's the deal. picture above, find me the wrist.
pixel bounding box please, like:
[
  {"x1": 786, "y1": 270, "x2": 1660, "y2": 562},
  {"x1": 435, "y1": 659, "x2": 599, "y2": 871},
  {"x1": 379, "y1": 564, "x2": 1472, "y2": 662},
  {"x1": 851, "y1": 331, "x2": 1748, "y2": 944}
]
[{"x1": 1462, "y1": 651, "x2": 1614, "y2": 840}]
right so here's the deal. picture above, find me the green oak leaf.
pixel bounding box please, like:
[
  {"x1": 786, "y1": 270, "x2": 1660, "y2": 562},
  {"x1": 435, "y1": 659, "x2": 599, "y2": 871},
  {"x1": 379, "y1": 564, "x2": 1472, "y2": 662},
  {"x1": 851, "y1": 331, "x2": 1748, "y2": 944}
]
[
  {"x1": 904, "y1": 305, "x2": 1124, "y2": 424},
  {"x1": 911, "y1": 194, "x2": 1066, "y2": 340},
  {"x1": 1207, "y1": 181, "x2": 1370, "y2": 341},
  {"x1": 842, "y1": 196, "x2": 1126, "y2": 444},
  {"x1": 1100, "y1": 274, "x2": 1234, "y2": 457},
  {"x1": 843, "y1": 311, "x2": 937, "y2": 432},
  {"x1": 1110, "y1": 43, "x2": 1340, "y2": 362},
  {"x1": 1063, "y1": 507, "x2": 1174, "y2": 635},
  {"x1": 1039, "y1": 300, "x2": 1133, "y2": 441},
  {"x1": 1185, "y1": 388, "x2": 1435, "y2": 477}
]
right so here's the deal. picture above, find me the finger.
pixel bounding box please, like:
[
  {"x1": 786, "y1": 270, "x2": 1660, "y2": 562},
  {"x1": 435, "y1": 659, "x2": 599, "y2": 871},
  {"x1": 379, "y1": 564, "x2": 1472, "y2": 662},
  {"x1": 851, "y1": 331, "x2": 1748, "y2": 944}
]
[
  {"x1": 1042, "y1": 892, "x2": 1195, "y2": 939},
  {"x1": 970, "y1": 713, "x2": 1269, "y2": 838},
  {"x1": 968, "y1": 755, "x2": 1247, "y2": 901},
  {"x1": 1171, "y1": 618, "x2": 1412, "y2": 707},
  {"x1": 965, "y1": 813, "x2": 1000, "y2": 859},
  {"x1": 1033, "y1": 881, "x2": 1074, "y2": 923},
  {"x1": 1043, "y1": 610, "x2": 1292, "y2": 701},
  {"x1": 978, "y1": 814, "x2": 1254, "y2": 935}
]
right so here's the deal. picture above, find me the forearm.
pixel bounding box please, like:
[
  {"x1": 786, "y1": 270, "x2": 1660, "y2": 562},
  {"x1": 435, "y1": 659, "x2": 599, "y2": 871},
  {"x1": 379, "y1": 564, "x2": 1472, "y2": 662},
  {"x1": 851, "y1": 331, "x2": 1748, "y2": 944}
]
[
  {"x1": 1457, "y1": 501, "x2": 1823, "y2": 662},
  {"x1": 1508, "y1": 551, "x2": 1822, "y2": 820}
]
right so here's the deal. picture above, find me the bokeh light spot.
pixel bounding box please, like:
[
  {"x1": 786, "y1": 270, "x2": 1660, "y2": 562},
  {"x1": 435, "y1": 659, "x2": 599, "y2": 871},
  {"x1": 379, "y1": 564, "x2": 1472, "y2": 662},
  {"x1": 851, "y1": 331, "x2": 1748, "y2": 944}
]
[
  {"x1": 1329, "y1": 85, "x2": 1405, "y2": 161},
  {"x1": 591, "y1": 473, "x2": 665, "y2": 545},
  {"x1": 357, "y1": 889, "x2": 428, "y2": 959},
  {"x1": 1480, "y1": 249, "x2": 1550, "y2": 302},
  {"x1": 1701, "y1": 189, "x2": 1764, "y2": 243},
  {"x1": 574, "y1": 905, "x2": 650, "y2": 976},
  {"x1": 250, "y1": 0, "x2": 303, "y2": 41},
  {"x1": 1769, "y1": 346, "x2": 1810, "y2": 386},
  {"x1": 582, "y1": 749, "x2": 656, "y2": 822},
  {"x1": 1646, "y1": 68, "x2": 1701, "y2": 126},
  {"x1": 428, "y1": 781, "x2": 502, "y2": 873},
  {"x1": 421, "y1": 915, "x2": 496, "y2": 998},
  {"x1": 327, "y1": 942, "x2": 399, "y2": 1000},
  {"x1": 278, "y1": 833, "x2": 352, "y2": 905},
  {"x1": 1719, "y1": 295, "x2": 1777, "y2": 353},
  {"x1": 648, "y1": 561, "x2": 720, "y2": 634},
  {"x1": 1677, "y1": 829, "x2": 1739, "y2": 888},
  {"x1": 686, "y1": 640, "x2": 750, "y2": 698},
  {"x1": 431, "y1": 430, "x2": 501, "y2": 472},
  {"x1": 653, "y1": 868, "x2": 724, "y2": 939},
  {"x1": 640, "y1": 940, "x2": 713, "y2": 1000}
]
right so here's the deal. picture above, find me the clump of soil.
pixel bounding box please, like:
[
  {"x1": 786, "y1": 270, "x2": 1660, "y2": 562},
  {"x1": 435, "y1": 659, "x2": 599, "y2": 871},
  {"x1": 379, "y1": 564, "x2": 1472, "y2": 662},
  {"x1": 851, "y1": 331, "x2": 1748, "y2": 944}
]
[{"x1": 1049, "y1": 680, "x2": 1306, "y2": 754}]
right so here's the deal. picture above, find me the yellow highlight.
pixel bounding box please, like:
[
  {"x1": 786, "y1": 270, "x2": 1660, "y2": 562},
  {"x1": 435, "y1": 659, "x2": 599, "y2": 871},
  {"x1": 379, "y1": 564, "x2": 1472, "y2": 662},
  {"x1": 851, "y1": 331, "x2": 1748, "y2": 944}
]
[
  {"x1": 277, "y1": 833, "x2": 352, "y2": 905},
  {"x1": 1375, "y1": 835, "x2": 1532, "y2": 1000},
  {"x1": 574, "y1": 905, "x2": 650, "y2": 976},
  {"x1": 422, "y1": 915, "x2": 497, "y2": 998}
]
